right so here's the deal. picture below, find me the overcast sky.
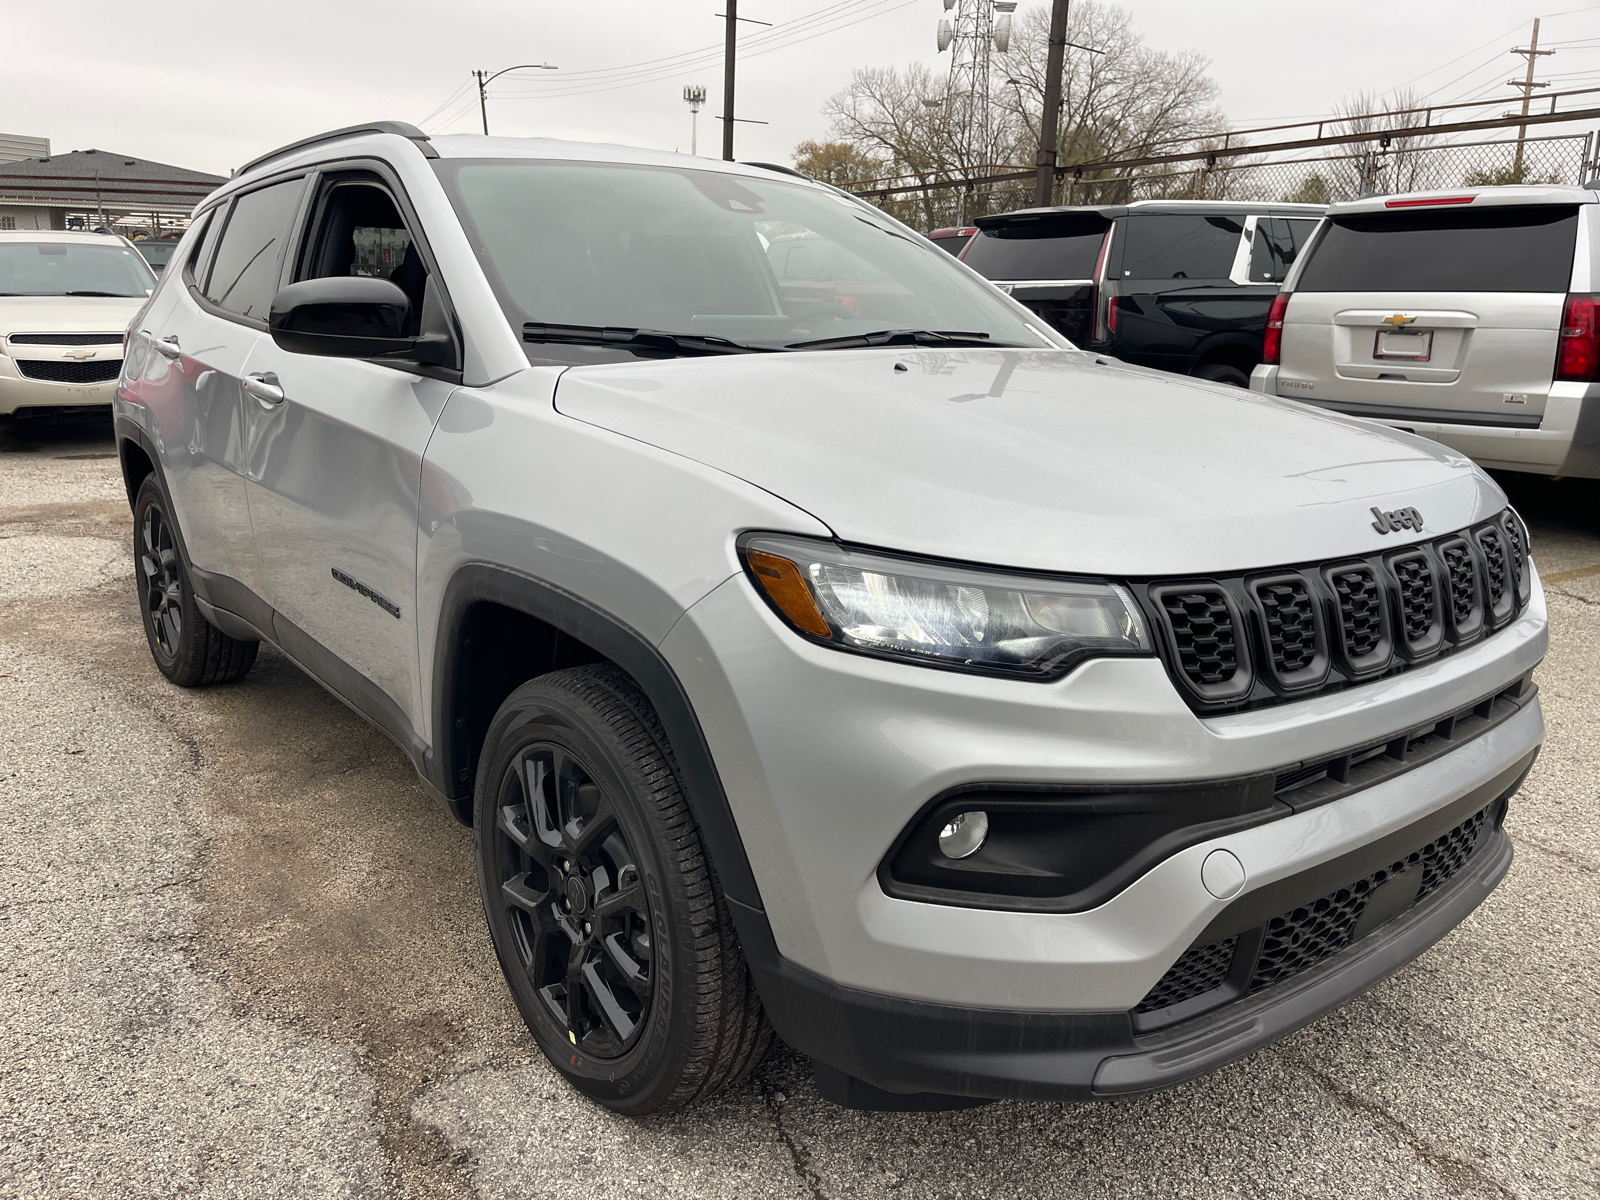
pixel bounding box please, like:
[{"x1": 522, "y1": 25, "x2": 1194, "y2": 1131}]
[{"x1": 3, "y1": 0, "x2": 1597, "y2": 178}]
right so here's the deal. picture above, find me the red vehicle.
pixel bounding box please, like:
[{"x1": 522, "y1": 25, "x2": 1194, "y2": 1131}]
[{"x1": 926, "y1": 226, "x2": 977, "y2": 256}]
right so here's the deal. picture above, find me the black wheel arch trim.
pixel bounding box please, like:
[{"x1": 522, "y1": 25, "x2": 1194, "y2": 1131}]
[{"x1": 431, "y1": 562, "x2": 768, "y2": 916}]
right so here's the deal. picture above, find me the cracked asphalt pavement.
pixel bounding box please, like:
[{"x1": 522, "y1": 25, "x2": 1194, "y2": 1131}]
[{"x1": 2, "y1": 412, "x2": 1597, "y2": 1200}]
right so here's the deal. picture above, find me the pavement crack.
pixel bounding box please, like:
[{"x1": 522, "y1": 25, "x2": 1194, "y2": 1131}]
[
  {"x1": 1276, "y1": 1047, "x2": 1514, "y2": 1198},
  {"x1": 1547, "y1": 586, "x2": 1600, "y2": 607},
  {"x1": 758, "y1": 1069, "x2": 830, "y2": 1200},
  {"x1": 0, "y1": 875, "x2": 199, "y2": 912},
  {"x1": 1511, "y1": 832, "x2": 1598, "y2": 873}
]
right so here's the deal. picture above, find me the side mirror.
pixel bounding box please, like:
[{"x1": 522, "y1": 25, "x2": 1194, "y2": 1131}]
[{"x1": 269, "y1": 276, "x2": 452, "y2": 365}]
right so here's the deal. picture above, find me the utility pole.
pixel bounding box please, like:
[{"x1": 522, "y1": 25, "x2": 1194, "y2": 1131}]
[
  {"x1": 1509, "y1": 18, "x2": 1554, "y2": 177},
  {"x1": 1034, "y1": 0, "x2": 1069, "y2": 206},
  {"x1": 475, "y1": 70, "x2": 489, "y2": 135},
  {"x1": 722, "y1": 0, "x2": 738, "y2": 160}
]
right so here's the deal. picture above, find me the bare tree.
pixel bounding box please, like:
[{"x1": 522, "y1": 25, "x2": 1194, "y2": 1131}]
[{"x1": 1330, "y1": 89, "x2": 1441, "y2": 198}]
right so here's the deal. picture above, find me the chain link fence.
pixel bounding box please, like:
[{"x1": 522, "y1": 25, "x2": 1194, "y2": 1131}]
[{"x1": 860, "y1": 132, "x2": 1595, "y2": 229}]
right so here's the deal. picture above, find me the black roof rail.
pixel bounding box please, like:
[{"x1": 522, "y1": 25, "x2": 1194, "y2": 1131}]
[{"x1": 232, "y1": 121, "x2": 435, "y2": 179}]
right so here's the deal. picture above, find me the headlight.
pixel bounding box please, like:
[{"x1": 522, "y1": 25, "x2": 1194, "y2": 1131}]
[{"x1": 740, "y1": 534, "x2": 1152, "y2": 680}]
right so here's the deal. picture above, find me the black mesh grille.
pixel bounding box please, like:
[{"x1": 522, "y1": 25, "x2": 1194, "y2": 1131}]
[
  {"x1": 1478, "y1": 530, "x2": 1508, "y2": 608},
  {"x1": 1246, "y1": 803, "x2": 1492, "y2": 992},
  {"x1": 1161, "y1": 590, "x2": 1237, "y2": 686},
  {"x1": 1331, "y1": 567, "x2": 1383, "y2": 659},
  {"x1": 1393, "y1": 555, "x2": 1435, "y2": 643},
  {"x1": 14, "y1": 359, "x2": 121, "y2": 383},
  {"x1": 7, "y1": 332, "x2": 123, "y2": 346},
  {"x1": 1256, "y1": 579, "x2": 1318, "y2": 674},
  {"x1": 1441, "y1": 542, "x2": 1477, "y2": 624},
  {"x1": 1134, "y1": 937, "x2": 1236, "y2": 1013}
]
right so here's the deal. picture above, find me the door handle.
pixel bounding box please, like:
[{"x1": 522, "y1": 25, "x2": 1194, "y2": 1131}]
[
  {"x1": 152, "y1": 334, "x2": 182, "y2": 359},
  {"x1": 243, "y1": 372, "x2": 284, "y2": 406}
]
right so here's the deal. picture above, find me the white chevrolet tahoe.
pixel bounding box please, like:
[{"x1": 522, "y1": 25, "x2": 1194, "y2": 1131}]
[
  {"x1": 1251, "y1": 185, "x2": 1600, "y2": 478},
  {"x1": 0, "y1": 231, "x2": 155, "y2": 418},
  {"x1": 114, "y1": 123, "x2": 1546, "y2": 1114}
]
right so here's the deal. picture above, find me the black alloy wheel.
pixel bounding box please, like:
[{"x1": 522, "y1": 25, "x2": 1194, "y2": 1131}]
[
  {"x1": 140, "y1": 499, "x2": 184, "y2": 663},
  {"x1": 475, "y1": 665, "x2": 772, "y2": 1114},
  {"x1": 492, "y1": 741, "x2": 655, "y2": 1058},
  {"x1": 131, "y1": 475, "x2": 258, "y2": 687}
]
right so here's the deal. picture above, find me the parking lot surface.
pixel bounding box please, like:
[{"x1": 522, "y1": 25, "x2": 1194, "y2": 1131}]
[{"x1": 1, "y1": 412, "x2": 1596, "y2": 1200}]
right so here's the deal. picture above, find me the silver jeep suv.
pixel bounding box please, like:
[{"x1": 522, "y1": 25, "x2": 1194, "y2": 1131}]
[{"x1": 115, "y1": 122, "x2": 1547, "y2": 1114}]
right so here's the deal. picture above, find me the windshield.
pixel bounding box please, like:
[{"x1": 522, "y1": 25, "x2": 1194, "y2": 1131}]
[
  {"x1": 434, "y1": 159, "x2": 1053, "y2": 363},
  {"x1": 0, "y1": 241, "x2": 155, "y2": 297},
  {"x1": 134, "y1": 241, "x2": 178, "y2": 270}
]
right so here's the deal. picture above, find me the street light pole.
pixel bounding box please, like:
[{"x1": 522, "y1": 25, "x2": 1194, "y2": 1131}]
[
  {"x1": 722, "y1": 0, "x2": 738, "y2": 160},
  {"x1": 475, "y1": 62, "x2": 560, "y2": 136},
  {"x1": 1035, "y1": 0, "x2": 1069, "y2": 207}
]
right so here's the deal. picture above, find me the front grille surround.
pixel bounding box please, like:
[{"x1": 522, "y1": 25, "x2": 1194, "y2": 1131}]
[
  {"x1": 1149, "y1": 584, "x2": 1253, "y2": 702},
  {"x1": 1322, "y1": 562, "x2": 1393, "y2": 677},
  {"x1": 1385, "y1": 550, "x2": 1444, "y2": 661},
  {"x1": 1140, "y1": 510, "x2": 1528, "y2": 714},
  {"x1": 1250, "y1": 573, "x2": 1328, "y2": 690}
]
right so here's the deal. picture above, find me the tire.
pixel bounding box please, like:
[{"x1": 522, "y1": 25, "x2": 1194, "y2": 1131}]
[
  {"x1": 1193, "y1": 362, "x2": 1251, "y2": 388},
  {"x1": 133, "y1": 475, "x2": 258, "y2": 687},
  {"x1": 474, "y1": 664, "x2": 773, "y2": 1114}
]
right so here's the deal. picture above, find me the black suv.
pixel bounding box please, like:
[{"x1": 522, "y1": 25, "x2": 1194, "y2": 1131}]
[{"x1": 962, "y1": 200, "x2": 1323, "y2": 386}]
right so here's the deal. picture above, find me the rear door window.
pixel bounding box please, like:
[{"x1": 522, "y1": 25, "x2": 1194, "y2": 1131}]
[
  {"x1": 1248, "y1": 217, "x2": 1319, "y2": 284},
  {"x1": 1296, "y1": 205, "x2": 1578, "y2": 292},
  {"x1": 203, "y1": 177, "x2": 307, "y2": 320},
  {"x1": 1121, "y1": 214, "x2": 1242, "y2": 280},
  {"x1": 962, "y1": 216, "x2": 1109, "y2": 280}
]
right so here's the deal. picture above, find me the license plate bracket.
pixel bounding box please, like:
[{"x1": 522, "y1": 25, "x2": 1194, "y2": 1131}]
[{"x1": 1374, "y1": 329, "x2": 1433, "y2": 361}]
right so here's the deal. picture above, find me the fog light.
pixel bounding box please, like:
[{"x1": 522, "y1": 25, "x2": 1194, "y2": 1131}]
[{"x1": 938, "y1": 811, "x2": 989, "y2": 859}]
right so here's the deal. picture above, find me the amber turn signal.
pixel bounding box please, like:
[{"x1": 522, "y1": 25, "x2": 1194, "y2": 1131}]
[{"x1": 745, "y1": 549, "x2": 833, "y2": 638}]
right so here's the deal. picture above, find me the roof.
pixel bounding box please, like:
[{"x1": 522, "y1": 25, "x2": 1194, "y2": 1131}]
[
  {"x1": 0, "y1": 149, "x2": 225, "y2": 214},
  {"x1": 1328, "y1": 184, "x2": 1599, "y2": 215},
  {"x1": 212, "y1": 125, "x2": 833, "y2": 209}
]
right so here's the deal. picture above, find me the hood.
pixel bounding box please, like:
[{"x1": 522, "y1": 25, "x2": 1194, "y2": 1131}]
[
  {"x1": 0, "y1": 295, "x2": 146, "y2": 337},
  {"x1": 553, "y1": 348, "x2": 1503, "y2": 576}
]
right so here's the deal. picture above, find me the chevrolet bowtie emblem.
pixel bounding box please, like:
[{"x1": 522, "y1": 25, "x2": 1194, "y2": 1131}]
[
  {"x1": 1381, "y1": 314, "x2": 1416, "y2": 327},
  {"x1": 64, "y1": 348, "x2": 98, "y2": 360}
]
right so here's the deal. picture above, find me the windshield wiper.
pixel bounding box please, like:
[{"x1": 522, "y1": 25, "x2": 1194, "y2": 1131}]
[
  {"x1": 786, "y1": 328, "x2": 1014, "y2": 351},
  {"x1": 523, "y1": 323, "x2": 775, "y2": 358},
  {"x1": 62, "y1": 290, "x2": 127, "y2": 297}
]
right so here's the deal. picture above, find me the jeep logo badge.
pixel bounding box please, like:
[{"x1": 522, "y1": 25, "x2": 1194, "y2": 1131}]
[{"x1": 1371, "y1": 505, "x2": 1423, "y2": 534}]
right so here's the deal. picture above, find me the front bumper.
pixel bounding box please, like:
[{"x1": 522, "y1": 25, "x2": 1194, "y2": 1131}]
[
  {"x1": 0, "y1": 354, "x2": 121, "y2": 415},
  {"x1": 746, "y1": 755, "x2": 1523, "y2": 1104},
  {"x1": 663, "y1": 567, "x2": 1545, "y2": 1010},
  {"x1": 1250, "y1": 364, "x2": 1600, "y2": 479}
]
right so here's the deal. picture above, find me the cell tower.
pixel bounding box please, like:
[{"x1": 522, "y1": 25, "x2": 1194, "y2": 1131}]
[{"x1": 936, "y1": 0, "x2": 1015, "y2": 169}]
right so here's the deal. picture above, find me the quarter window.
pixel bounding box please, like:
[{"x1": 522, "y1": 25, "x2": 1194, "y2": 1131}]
[{"x1": 204, "y1": 177, "x2": 306, "y2": 320}]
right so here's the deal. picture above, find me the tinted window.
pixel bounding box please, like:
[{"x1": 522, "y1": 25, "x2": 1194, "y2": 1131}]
[
  {"x1": 436, "y1": 160, "x2": 1047, "y2": 363},
  {"x1": 1296, "y1": 206, "x2": 1578, "y2": 293},
  {"x1": 932, "y1": 233, "x2": 971, "y2": 256},
  {"x1": 204, "y1": 177, "x2": 306, "y2": 319},
  {"x1": 1248, "y1": 217, "x2": 1318, "y2": 284},
  {"x1": 1121, "y1": 213, "x2": 1242, "y2": 280},
  {"x1": 299, "y1": 181, "x2": 425, "y2": 327},
  {"x1": 0, "y1": 240, "x2": 154, "y2": 297},
  {"x1": 186, "y1": 209, "x2": 223, "y2": 287},
  {"x1": 962, "y1": 216, "x2": 1108, "y2": 280}
]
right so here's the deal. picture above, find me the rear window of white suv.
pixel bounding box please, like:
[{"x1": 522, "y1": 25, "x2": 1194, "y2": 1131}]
[{"x1": 1296, "y1": 205, "x2": 1578, "y2": 293}]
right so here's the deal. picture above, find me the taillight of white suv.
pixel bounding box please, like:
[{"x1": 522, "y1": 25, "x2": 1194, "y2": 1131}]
[
  {"x1": 1555, "y1": 294, "x2": 1598, "y2": 381},
  {"x1": 1261, "y1": 291, "x2": 1289, "y2": 365}
]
